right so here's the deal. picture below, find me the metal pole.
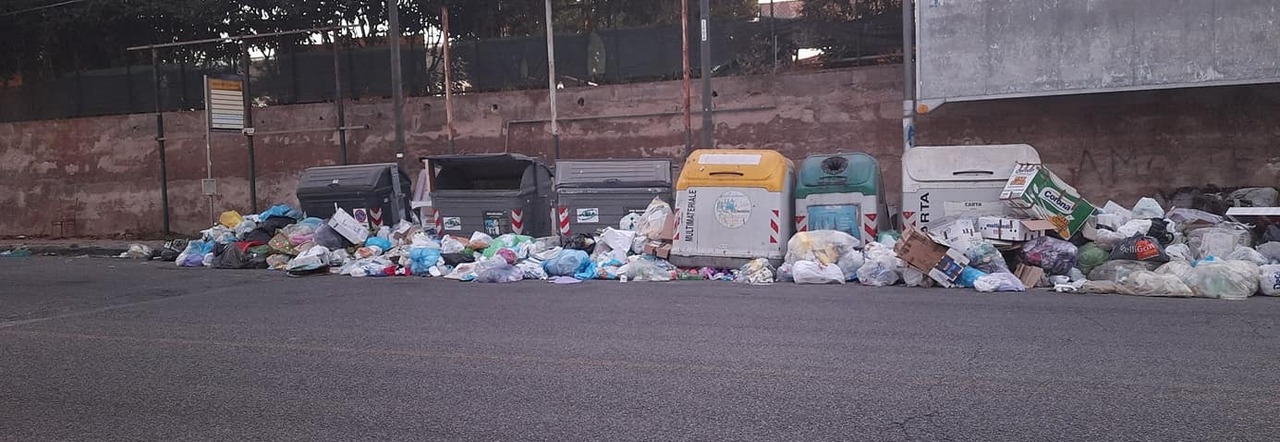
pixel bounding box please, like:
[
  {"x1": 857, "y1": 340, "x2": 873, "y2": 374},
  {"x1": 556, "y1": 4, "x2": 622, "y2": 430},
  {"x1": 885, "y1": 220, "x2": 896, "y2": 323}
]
[
  {"x1": 770, "y1": 0, "x2": 777, "y2": 71},
  {"x1": 442, "y1": 5, "x2": 456, "y2": 154},
  {"x1": 203, "y1": 75, "x2": 214, "y2": 225},
  {"x1": 151, "y1": 49, "x2": 170, "y2": 236},
  {"x1": 902, "y1": 0, "x2": 915, "y2": 152},
  {"x1": 389, "y1": 0, "x2": 406, "y2": 161},
  {"x1": 699, "y1": 0, "x2": 713, "y2": 149},
  {"x1": 545, "y1": 0, "x2": 560, "y2": 159},
  {"x1": 681, "y1": 0, "x2": 692, "y2": 155},
  {"x1": 242, "y1": 44, "x2": 258, "y2": 213},
  {"x1": 331, "y1": 30, "x2": 349, "y2": 164}
]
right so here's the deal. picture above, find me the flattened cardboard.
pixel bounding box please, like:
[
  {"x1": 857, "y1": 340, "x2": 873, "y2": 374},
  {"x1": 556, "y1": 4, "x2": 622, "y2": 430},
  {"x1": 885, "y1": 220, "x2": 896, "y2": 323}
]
[{"x1": 1014, "y1": 264, "x2": 1045, "y2": 289}]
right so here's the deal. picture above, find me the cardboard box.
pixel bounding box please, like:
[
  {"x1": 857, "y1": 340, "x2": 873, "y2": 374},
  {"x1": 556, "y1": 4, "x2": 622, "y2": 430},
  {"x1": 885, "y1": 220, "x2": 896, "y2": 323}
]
[
  {"x1": 932, "y1": 218, "x2": 981, "y2": 247},
  {"x1": 328, "y1": 208, "x2": 370, "y2": 244},
  {"x1": 999, "y1": 164, "x2": 1097, "y2": 239},
  {"x1": 977, "y1": 216, "x2": 1056, "y2": 242},
  {"x1": 657, "y1": 213, "x2": 678, "y2": 241},
  {"x1": 1014, "y1": 264, "x2": 1045, "y2": 289},
  {"x1": 895, "y1": 226, "x2": 971, "y2": 287},
  {"x1": 643, "y1": 241, "x2": 672, "y2": 259}
]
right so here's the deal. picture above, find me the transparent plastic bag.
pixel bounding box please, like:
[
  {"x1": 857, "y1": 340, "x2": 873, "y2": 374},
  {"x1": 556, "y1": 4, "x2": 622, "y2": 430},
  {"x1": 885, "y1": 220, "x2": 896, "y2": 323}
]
[
  {"x1": 1077, "y1": 243, "x2": 1109, "y2": 275},
  {"x1": 1020, "y1": 236, "x2": 1079, "y2": 276},
  {"x1": 1256, "y1": 242, "x2": 1280, "y2": 264},
  {"x1": 1164, "y1": 243, "x2": 1193, "y2": 262},
  {"x1": 621, "y1": 258, "x2": 673, "y2": 282},
  {"x1": 1187, "y1": 226, "x2": 1252, "y2": 260},
  {"x1": 965, "y1": 240, "x2": 1009, "y2": 274},
  {"x1": 736, "y1": 258, "x2": 775, "y2": 285},
  {"x1": 785, "y1": 231, "x2": 860, "y2": 264},
  {"x1": 1187, "y1": 261, "x2": 1259, "y2": 300},
  {"x1": 974, "y1": 272, "x2": 1026, "y2": 293},
  {"x1": 517, "y1": 260, "x2": 549, "y2": 280},
  {"x1": 1088, "y1": 260, "x2": 1160, "y2": 282},
  {"x1": 635, "y1": 197, "x2": 672, "y2": 240},
  {"x1": 1155, "y1": 261, "x2": 1195, "y2": 284},
  {"x1": 1226, "y1": 246, "x2": 1268, "y2": 266},
  {"x1": 1117, "y1": 219, "x2": 1153, "y2": 238},
  {"x1": 1123, "y1": 271, "x2": 1193, "y2": 297},
  {"x1": 793, "y1": 261, "x2": 845, "y2": 284},
  {"x1": 441, "y1": 236, "x2": 468, "y2": 254},
  {"x1": 476, "y1": 261, "x2": 524, "y2": 283}
]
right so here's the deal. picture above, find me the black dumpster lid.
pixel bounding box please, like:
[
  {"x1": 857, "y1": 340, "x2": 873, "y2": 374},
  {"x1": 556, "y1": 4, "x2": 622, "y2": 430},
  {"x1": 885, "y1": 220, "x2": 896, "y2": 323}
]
[
  {"x1": 555, "y1": 159, "x2": 673, "y2": 188},
  {"x1": 297, "y1": 163, "x2": 403, "y2": 195}
]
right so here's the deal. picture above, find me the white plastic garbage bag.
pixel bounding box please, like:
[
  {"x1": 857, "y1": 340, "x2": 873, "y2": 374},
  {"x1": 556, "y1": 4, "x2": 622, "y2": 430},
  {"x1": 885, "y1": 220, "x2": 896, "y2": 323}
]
[
  {"x1": 1227, "y1": 246, "x2": 1269, "y2": 266},
  {"x1": 1187, "y1": 261, "x2": 1259, "y2": 300},
  {"x1": 1258, "y1": 264, "x2": 1280, "y2": 296},
  {"x1": 1155, "y1": 260, "x2": 1195, "y2": 284},
  {"x1": 1164, "y1": 244, "x2": 1193, "y2": 262},
  {"x1": 857, "y1": 243, "x2": 900, "y2": 287},
  {"x1": 1117, "y1": 219, "x2": 1153, "y2": 238},
  {"x1": 974, "y1": 272, "x2": 1026, "y2": 293},
  {"x1": 1131, "y1": 197, "x2": 1165, "y2": 219},
  {"x1": 1187, "y1": 226, "x2": 1252, "y2": 260},
  {"x1": 595, "y1": 228, "x2": 636, "y2": 262},
  {"x1": 793, "y1": 261, "x2": 845, "y2": 284}
]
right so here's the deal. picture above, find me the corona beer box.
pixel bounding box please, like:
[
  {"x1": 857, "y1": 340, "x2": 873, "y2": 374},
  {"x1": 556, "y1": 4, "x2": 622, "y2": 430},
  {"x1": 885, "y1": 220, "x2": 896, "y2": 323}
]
[{"x1": 999, "y1": 164, "x2": 1096, "y2": 239}]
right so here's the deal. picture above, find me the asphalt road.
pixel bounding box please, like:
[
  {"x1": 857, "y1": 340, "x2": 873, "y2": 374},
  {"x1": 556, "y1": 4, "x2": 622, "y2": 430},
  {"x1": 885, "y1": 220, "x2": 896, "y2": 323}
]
[{"x1": 2, "y1": 256, "x2": 1279, "y2": 441}]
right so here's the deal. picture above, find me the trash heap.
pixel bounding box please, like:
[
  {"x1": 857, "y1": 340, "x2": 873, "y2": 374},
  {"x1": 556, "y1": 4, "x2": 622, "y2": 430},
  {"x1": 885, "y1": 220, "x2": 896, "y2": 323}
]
[
  {"x1": 163, "y1": 198, "x2": 761, "y2": 284},
  {"x1": 152, "y1": 162, "x2": 1280, "y2": 301}
]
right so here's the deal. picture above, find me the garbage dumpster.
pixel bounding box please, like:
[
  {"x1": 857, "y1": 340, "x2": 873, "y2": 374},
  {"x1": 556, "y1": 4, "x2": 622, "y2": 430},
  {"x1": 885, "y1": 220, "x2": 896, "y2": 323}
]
[
  {"x1": 296, "y1": 163, "x2": 411, "y2": 227},
  {"x1": 902, "y1": 144, "x2": 1041, "y2": 232},
  {"x1": 426, "y1": 154, "x2": 554, "y2": 237},
  {"x1": 554, "y1": 159, "x2": 673, "y2": 235},
  {"x1": 670, "y1": 149, "x2": 794, "y2": 268},
  {"x1": 794, "y1": 153, "x2": 888, "y2": 246}
]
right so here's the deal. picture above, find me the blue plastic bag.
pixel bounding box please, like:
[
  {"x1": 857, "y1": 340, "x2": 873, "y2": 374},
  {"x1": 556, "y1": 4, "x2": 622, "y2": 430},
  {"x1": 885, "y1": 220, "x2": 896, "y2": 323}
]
[
  {"x1": 544, "y1": 250, "x2": 590, "y2": 276},
  {"x1": 365, "y1": 236, "x2": 393, "y2": 251},
  {"x1": 260, "y1": 204, "x2": 303, "y2": 221},
  {"x1": 956, "y1": 266, "x2": 988, "y2": 289},
  {"x1": 408, "y1": 246, "x2": 442, "y2": 275}
]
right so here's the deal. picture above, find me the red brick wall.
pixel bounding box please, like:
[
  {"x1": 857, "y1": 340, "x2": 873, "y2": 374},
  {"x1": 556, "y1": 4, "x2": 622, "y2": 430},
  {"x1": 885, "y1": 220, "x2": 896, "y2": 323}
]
[{"x1": 1, "y1": 65, "x2": 1276, "y2": 237}]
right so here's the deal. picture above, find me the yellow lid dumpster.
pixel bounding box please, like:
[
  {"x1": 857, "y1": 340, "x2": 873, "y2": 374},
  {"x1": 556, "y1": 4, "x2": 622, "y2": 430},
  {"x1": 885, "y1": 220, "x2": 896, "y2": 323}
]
[{"x1": 670, "y1": 149, "x2": 795, "y2": 268}]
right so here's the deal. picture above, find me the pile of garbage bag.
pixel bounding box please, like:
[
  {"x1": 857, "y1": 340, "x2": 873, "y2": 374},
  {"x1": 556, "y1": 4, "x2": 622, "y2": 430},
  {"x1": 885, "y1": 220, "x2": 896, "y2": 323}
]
[{"x1": 152, "y1": 175, "x2": 1280, "y2": 302}]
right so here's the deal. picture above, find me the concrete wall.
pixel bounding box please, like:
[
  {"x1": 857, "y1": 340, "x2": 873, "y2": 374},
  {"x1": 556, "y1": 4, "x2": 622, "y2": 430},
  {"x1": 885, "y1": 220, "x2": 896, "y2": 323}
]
[{"x1": 1, "y1": 65, "x2": 1277, "y2": 238}]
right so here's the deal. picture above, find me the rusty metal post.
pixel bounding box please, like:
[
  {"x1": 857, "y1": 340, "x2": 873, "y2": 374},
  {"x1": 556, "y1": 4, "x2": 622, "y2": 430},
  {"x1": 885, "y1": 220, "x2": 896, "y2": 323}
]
[{"x1": 681, "y1": 0, "x2": 693, "y2": 156}]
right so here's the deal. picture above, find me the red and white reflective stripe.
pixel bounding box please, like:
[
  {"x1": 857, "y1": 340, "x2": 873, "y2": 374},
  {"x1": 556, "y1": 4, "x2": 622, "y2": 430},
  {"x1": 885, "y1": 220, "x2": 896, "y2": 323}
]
[
  {"x1": 769, "y1": 209, "x2": 781, "y2": 244},
  {"x1": 795, "y1": 215, "x2": 808, "y2": 233},
  {"x1": 511, "y1": 209, "x2": 525, "y2": 235},
  {"x1": 863, "y1": 212, "x2": 878, "y2": 244},
  {"x1": 432, "y1": 208, "x2": 443, "y2": 233},
  {"x1": 672, "y1": 208, "x2": 681, "y2": 241},
  {"x1": 370, "y1": 207, "x2": 384, "y2": 227},
  {"x1": 556, "y1": 207, "x2": 571, "y2": 236}
]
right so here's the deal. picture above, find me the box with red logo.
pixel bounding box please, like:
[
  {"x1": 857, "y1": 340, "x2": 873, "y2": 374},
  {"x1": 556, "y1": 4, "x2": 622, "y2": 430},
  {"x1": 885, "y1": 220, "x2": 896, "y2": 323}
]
[{"x1": 999, "y1": 164, "x2": 1096, "y2": 239}]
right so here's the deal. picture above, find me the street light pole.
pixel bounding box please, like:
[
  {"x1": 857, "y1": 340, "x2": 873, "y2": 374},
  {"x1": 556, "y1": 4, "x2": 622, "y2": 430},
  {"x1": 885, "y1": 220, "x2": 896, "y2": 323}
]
[
  {"x1": 545, "y1": 0, "x2": 560, "y2": 159},
  {"x1": 388, "y1": 0, "x2": 406, "y2": 161},
  {"x1": 699, "y1": 0, "x2": 713, "y2": 149}
]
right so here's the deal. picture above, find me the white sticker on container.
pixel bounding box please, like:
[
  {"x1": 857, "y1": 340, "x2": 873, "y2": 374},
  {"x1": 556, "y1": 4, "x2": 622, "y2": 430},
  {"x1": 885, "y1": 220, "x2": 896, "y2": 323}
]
[
  {"x1": 714, "y1": 191, "x2": 753, "y2": 229},
  {"x1": 698, "y1": 154, "x2": 762, "y2": 166},
  {"x1": 576, "y1": 208, "x2": 600, "y2": 223},
  {"x1": 944, "y1": 200, "x2": 1002, "y2": 217},
  {"x1": 443, "y1": 217, "x2": 463, "y2": 231}
]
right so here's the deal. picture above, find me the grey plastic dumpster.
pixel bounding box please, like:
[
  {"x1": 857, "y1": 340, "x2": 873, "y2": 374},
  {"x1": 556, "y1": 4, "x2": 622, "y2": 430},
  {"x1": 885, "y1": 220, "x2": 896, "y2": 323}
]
[
  {"x1": 296, "y1": 163, "x2": 411, "y2": 227},
  {"x1": 427, "y1": 154, "x2": 554, "y2": 237},
  {"x1": 554, "y1": 159, "x2": 673, "y2": 235}
]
